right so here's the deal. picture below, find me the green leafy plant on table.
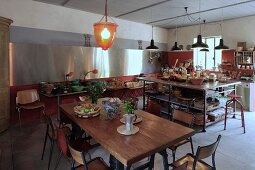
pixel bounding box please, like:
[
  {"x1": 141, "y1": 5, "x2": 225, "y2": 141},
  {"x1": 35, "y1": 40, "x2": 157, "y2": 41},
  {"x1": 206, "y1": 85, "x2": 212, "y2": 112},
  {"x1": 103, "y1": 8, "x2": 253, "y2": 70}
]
[
  {"x1": 123, "y1": 101, "x2": 135, "y2": 114},
  {"x1": 88, "y1": 81, "x2": 107, "y2": 103}
]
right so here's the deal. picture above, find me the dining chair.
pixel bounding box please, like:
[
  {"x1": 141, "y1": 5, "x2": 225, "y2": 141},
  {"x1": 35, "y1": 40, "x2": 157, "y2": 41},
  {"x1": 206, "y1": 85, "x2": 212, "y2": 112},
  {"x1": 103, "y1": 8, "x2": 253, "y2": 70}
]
[
  {"x1": 16, "y1": 89, "x2": 45, "y2": 127},
  {"x1": 68, "y1": 143, "x2": 110, "y2": 170},
  {"x1": 171, "y1": 135, "x2": 222, "y2": 170},
  {"x1": 146, "y1": 99, "x2": 161, "y2": 117},
  {"x1": 59, "y1": 98, "x2": 77, "y2": 128},
  {"x1": 54, "y1": 128, "x2": 93, "y2": 170},
  {"x1": 41, "y1": 115, "x2": 71, "y2": 170},
  {"x1": 168, "y1": 109, "x2": 195, "y2": 162}
]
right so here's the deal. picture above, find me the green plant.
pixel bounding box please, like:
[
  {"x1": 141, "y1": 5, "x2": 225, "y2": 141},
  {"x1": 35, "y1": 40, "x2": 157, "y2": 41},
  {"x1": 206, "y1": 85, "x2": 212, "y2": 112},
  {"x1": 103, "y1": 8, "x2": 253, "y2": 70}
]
[
  {"x1": 88, "y1": 81, "x2": 107, "y2": 103},
  {"x1": 123, "y1": 101, "x2": 134, "y2": 114}
]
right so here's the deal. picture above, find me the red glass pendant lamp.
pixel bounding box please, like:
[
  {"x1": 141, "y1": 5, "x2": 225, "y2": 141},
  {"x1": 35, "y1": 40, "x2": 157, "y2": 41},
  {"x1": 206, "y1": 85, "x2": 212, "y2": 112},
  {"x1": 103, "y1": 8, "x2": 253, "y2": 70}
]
[{"x1": 93, "y1": 0, "x2": 118, "y2": 50}]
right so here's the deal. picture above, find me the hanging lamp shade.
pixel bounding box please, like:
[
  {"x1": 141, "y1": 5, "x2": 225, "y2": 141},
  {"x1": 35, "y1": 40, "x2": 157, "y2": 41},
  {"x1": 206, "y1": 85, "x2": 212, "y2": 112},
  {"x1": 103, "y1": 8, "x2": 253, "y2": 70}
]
[
  {"x1": 200, "y1": 48, "x2": 209, "y2": 52},
  {"x1": 94, "y1": 22, "x2": 117, "y2": 50},
  {"x1": 146, "y1": 39, "x2": 159, "y2": 50},
  {"x1": 93, "y1": 0, "x2": 118, "y2": 50},
  {"x1": 215, "y1": 38, "x2": 228, "y2": 50},
  {"x1": 172, "y1": 42, "x2": 181, "y2": 51},
  {"x1": 192, "y1": 34, "x2": 208, "y2": 49}
]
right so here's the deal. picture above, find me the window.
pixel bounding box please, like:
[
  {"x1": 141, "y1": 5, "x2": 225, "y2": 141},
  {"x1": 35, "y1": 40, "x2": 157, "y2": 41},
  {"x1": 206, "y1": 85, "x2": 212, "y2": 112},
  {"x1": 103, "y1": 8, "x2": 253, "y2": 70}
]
[{"x1": 193, "y1": 36, "x2": 221, "y2": 70}]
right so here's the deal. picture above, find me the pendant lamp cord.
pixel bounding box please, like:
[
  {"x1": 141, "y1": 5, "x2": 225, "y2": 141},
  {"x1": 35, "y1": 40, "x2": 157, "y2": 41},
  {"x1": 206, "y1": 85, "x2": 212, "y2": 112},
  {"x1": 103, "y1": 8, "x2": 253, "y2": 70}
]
[
  {"x1": 220, "y1": 4, "x2": 223, "y2": 37},
  {"x1": 199, "y1": 0, "x2": 201, "y2": 34},
  {"x1": 105, "y1": 0, "x2": 108, "y2": 22},
  {"x1": 152, "y1": 25, "x2": 154, "y2": 39},
  {"x1": 175, "y1": 18, "x2": 178, "y2": 42}
]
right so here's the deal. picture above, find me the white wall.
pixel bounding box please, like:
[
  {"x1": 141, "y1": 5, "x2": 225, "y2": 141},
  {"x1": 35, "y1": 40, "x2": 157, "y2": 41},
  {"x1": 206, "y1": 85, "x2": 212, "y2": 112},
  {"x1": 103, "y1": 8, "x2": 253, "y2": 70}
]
[
  {"x1": 168, "y1": 15, "x2": 255, "y2": 51},
  {"x1": 0, "y1": 0, "x2": 168, "y2": 43}
]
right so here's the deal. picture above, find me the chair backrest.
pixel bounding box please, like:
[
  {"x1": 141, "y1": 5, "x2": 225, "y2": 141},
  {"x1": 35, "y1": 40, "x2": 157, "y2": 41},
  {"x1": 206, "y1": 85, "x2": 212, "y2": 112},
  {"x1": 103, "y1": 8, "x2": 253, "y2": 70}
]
[
  {"x1": 146, "y1": 99, "x2": 161, "y2": 116},
  {"x1": 193, "y1": 135, "x2": 222, "y2": 169},
  {"x1": 172, "y1": 109, "x2": 193, "y2": 127},
  {"x1": 56, "y1": 128, "x2": 71, "y2": 158},
  {"x1": 68, "y1": 143, "x2": 87, "y2": 166},
  {"x1": 16, "y1": 89, "x2": 40, "y2": 105},
  {"x1": 173, "y1": 161, "x2": 188, "y2": 170}
]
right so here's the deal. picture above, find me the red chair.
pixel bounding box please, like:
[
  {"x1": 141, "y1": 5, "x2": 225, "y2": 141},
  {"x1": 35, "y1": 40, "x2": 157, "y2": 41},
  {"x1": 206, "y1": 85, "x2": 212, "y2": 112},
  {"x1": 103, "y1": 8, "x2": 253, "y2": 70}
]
[
  {"x1": 54, "y1": 128, "x2": 92, "y2": 170},
  {"x1": 146, "y1": 99, "x2": 161, "y2": 117},
  {"x1": 224, "y1": 94, "x2": 245, "y2": 133}
]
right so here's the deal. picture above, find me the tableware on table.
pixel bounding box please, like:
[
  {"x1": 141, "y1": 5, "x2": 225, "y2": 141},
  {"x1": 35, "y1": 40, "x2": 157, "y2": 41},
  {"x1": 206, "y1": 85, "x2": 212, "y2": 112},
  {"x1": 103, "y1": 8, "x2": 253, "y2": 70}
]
[
  {"x1": 117, "y1": 125, "x2": 139, "y2": 135},
  {"x1": 74, "y1": 103, "x2": 101, "y2": 118},
  {"x1": 123, "y1": 114, "x2": 137, "y2": 131},
  {"x1": 120, "y1": 115, "x2": 142, "y2": 124}
]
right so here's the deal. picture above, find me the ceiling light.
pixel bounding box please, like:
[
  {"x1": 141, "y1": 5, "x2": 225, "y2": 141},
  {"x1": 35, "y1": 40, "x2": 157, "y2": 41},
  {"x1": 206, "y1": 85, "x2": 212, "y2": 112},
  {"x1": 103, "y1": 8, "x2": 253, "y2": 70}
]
[
  {"x1": 146, "y1": 25, "x2": 159, "y2": 50},
  {"x1": 94, "y1": 0, "x2": 118, "y2": 50},
  {"x1": 200, "y1": 48, "x2": 209, "y2": 52},
  {"x1": 172, "y1": 23, "x2": 181, "y2": 51},
  {"x1": 191, "y1": 0, "x2": 208, "y2": 49},
  {"x1": 215, "y1": 4, "x2": 228, "y2": 50}
]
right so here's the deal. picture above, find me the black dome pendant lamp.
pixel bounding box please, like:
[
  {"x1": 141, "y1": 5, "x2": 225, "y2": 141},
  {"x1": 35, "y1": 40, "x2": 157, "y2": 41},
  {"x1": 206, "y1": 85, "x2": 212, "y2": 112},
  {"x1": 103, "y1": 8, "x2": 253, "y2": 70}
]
[
  {"x1": 172, "y1": 24, "x2": 181, "y2": 51},
  {"x1": 192, "y1": 0, "x2": 208, "y2": 49},
  {"x1": 146, "y1": 25, "x2": 159, "y2": 51}
]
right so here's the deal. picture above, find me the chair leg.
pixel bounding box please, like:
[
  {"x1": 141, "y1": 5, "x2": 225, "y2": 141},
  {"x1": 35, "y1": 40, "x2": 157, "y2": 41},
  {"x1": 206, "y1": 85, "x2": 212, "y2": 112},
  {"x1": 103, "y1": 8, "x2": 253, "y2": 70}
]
[
  {"x1": 48, "y1": 140, "x2": 55, "y2": 170},
  {"x1": 240, "y1": 105, "x2": 246, "y2": 133},
  {"x1": 54, "y1": 151, "x2": 63, "y2": 170},
  {"x1": 224, "y1": 101, "x2": 229, "y2": 130},
  {"x1": 190, "y1": 137, "x2": 194, "y2": 155},
  {"x1": 41, "y1": 130, "x2": 48, "y2": 160},
  {"x1": 18, "y1": 109, "x2": 21, "y2": 128},
  {"x1": 171, "y1": 149, "x2": 176, "y2": 162}
]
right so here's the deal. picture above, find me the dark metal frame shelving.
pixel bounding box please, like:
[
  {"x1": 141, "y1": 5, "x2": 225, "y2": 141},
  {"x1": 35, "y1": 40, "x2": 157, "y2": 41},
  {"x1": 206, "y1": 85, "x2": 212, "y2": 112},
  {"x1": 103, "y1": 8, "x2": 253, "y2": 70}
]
[{"x1": 138, "y1": 77, "x2": 241, "y2": 132}]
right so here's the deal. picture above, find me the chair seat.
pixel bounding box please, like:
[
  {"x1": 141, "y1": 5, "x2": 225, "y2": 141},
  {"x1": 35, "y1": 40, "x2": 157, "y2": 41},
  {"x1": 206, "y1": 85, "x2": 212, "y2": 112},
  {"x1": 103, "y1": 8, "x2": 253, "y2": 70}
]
[
  {"x1": 18, "y1": 101, "x2": 45, "y2": 110},
  {"x1": 169, "y1": 139, "x2": 190, "y2": 150},
  {"x1": 227, "y1": 94, "x2": 241, "y2": 99},
  {"x1": 172, "y1": 154, "x2": 212, "y2": 170},
  {"x1": 75, "y1": 157, "x2": 111, "y2": 170}
]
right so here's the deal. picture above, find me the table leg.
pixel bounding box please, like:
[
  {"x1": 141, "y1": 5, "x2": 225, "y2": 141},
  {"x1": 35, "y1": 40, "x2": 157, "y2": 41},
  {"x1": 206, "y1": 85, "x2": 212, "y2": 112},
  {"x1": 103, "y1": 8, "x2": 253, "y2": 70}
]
[{"x1": 159, "y1": 149, "x2": 169, "y2": 170}]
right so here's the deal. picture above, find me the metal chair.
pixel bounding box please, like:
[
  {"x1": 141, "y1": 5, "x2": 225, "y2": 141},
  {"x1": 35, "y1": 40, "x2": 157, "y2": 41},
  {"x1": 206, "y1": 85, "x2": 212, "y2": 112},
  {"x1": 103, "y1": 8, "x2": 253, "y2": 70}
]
[
  {"x1": 54, "y1": 128, "x2": 92, "y2": 170},
  {"x1": 68, "y1": 143, "x2": 110, "y2": 170},
  {"x1": 224, "y1": 94, "x2": 245, "y2": 133},
  {"x1": 171, "y1": 135, "x2": 222, "y2": 170},
  {"x1": 169, "y1": 109, "x2": 194, "y2": 162},
  {"x1": 41, "y1": 115, "x2": 71, "y2": 170},
  {"x1": 16, "y1": 89, "x2": 45, "y2": 127}
]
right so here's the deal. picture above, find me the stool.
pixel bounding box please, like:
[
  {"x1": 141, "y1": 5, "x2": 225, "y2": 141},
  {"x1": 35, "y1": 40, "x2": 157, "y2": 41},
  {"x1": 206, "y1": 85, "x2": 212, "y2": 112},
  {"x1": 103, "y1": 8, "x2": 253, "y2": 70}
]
[{"x1": 224, "y1": 94, "x2": 245, "y2": 133}]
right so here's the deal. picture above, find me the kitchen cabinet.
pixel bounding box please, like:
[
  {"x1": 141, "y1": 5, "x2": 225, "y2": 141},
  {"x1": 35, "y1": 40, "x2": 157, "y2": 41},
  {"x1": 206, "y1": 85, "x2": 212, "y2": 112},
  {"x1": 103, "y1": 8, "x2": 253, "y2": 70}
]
[
  {"x1": 0, "y1": 17, "x2": 12, "y2": 133},
  {"x1": 234, "y1": 51, "x2": 255, "y2": 69}
]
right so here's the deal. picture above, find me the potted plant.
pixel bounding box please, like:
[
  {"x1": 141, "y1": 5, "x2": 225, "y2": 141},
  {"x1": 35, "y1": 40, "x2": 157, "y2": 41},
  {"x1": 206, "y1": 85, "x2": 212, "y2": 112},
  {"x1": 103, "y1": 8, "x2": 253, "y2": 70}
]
[
  {"x1": 123, "y1": 101, "x2": 137, "y2": 131},
  {"x1": 88, "y1": 81, "x2": 107, "y2": 104}
]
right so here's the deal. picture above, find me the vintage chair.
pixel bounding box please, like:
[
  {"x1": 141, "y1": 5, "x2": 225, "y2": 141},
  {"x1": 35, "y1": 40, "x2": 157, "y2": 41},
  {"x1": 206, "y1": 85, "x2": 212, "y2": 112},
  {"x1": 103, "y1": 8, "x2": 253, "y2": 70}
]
[
  {"x1": 68, "y1": 143, "x2": 110, "y2": 170},
  {"x1": 169, "y1": 109, "x2": 194, "y2": 162},
  {"x1": 59, "y1": 98, "x2": 77, "y2": 128},
  {"x1": 224, "y1": 94, "x2": 245, "y2": 133},
  {"x1": 41, "y1": 115, "x2": 71, "y2": 170},
  {"x1": 54, "y1": 128, "x2": 92, "y2": 170},
  {"x1": 171, "y1": 135, "x2": 222, "y2": 170},
  {"x1": 16, "y1": 89, "x2": 45, "y2": 127},
  {"x1": 146, "y1": 99, "x2": 161, "y2": 117}
]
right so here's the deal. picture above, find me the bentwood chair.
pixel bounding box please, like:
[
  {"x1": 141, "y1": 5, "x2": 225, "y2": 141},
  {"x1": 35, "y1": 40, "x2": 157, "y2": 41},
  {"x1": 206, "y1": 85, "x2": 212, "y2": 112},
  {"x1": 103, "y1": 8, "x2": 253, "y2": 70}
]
[
  {"x1": 16, "y1": 89, "x2": 45, "y2": 127},
  {"x1": 171, "y1": 135, "x2": 222, "y2": 170},
  {"x1": 54, "y1": 128, "x2": 93, "y2": 170},
  {"x1": 68, "y1": 143, "x2": 110, "y2": 170},
  {"x1": 169, "y1": 109, "x2": 194, "y2": 162},
  {"x1": 41, "y1": 115, "x2": 71, "y2": 170}
]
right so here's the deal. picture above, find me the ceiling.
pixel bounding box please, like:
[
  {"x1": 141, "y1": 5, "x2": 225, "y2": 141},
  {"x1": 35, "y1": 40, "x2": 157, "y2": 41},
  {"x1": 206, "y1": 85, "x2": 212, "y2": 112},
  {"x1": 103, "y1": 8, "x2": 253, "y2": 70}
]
[{"x1": 34, "y1": 0, "x2": 255, "y2": 28}]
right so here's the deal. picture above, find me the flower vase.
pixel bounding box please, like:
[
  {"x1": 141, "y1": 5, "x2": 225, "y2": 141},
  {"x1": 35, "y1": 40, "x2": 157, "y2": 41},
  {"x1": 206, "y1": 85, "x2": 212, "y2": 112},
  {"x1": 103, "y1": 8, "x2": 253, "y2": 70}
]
[{"x1": 123, "y1": 114, "x2": 136, "y2": 131}]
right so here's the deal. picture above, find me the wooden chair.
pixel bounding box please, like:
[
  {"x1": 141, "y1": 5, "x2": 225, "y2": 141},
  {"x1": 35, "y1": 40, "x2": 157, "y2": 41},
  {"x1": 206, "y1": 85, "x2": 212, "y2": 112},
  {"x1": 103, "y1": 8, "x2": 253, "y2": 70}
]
[
  {"x1": 54, "y1": 128, "x2": 92, "y2": 170},
  {"x1": 169, "y1": 109, "x2": 194, "y2": 162},
  {"x1": 16, "y1": 89, "x2": 45, "y2": 127},
  {"x1": 68, "y1": 142, "x2": 110, "y2": 170},
  {"x1": 41, "y1": 115, "x2": 71, "y2": 170},
  {"x1": 171, "y1": 135, "x2": 222, "y2": 170},
  {"x1": 146, "y1": 99, "x2": 161, "y2": 117}
]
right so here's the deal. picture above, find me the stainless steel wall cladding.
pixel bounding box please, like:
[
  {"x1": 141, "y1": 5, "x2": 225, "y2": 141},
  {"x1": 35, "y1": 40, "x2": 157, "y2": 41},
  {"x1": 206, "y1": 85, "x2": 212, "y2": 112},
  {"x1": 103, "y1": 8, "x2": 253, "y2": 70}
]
[{"x1": 10, "y1": 43, "x2": 161, "y2": 85}]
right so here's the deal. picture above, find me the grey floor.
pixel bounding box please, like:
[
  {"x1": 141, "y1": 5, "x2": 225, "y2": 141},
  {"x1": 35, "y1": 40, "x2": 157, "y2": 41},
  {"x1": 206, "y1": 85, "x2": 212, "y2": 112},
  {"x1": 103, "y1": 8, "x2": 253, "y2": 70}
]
[{"x1": 1, "y1": 110, "x2": 255, "y2": 170}]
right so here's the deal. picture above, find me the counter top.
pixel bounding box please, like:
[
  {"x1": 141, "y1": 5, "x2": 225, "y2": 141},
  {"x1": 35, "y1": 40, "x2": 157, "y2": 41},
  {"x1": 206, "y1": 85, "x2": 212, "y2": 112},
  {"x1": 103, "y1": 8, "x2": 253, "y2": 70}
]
[{"x1": 137, "y1": 77, "x2": 241, "y2": 91}]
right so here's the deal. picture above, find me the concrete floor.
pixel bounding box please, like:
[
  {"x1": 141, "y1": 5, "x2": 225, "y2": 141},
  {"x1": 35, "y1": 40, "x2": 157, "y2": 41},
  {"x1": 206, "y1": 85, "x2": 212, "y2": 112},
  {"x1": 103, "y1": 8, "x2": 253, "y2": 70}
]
[{"x1": 1, "y1": 111, "x2": 255, "y2": 170}]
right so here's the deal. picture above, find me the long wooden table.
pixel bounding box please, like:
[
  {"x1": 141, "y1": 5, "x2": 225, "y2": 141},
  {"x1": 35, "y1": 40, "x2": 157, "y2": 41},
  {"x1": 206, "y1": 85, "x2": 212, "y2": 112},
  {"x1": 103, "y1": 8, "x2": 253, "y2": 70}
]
[{"x1": 60, "y1": 102, "x2": 194, "y2": 170}]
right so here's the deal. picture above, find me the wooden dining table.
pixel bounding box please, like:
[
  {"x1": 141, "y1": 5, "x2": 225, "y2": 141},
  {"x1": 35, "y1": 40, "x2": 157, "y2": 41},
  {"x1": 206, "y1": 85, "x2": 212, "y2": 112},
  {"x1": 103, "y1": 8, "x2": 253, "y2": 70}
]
[{"x1": 59, "y1": 102, "x2": 194, "y2": 170}]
